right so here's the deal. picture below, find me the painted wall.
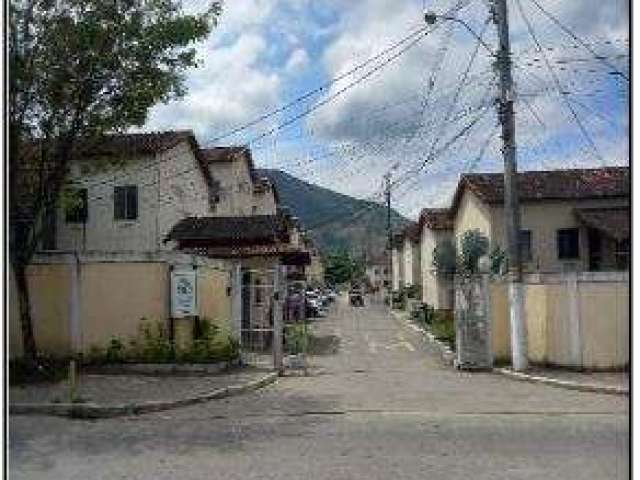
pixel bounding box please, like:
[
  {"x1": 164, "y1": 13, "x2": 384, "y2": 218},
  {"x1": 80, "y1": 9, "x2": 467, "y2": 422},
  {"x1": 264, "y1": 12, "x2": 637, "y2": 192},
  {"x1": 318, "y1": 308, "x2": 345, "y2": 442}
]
[
  {"x1": 252, "y1": 184, "x2": 278, "y2": 215},
  {"x1": 420, "y1": 227, "x2": 453, "y2": 309},
  {"x1": 9, "y1": 264, "x2": 73, "y2": 358},
  {"x1": 9, "y1": 254, "x2": 233, "y2": 358},
  {"x1": 402, "y1": 237, "x2": 413, "y2": 286},
  {"x1": 489, "y1": 198, "x2": 627, "y2": 273},
  {"x1": 489, "y1": 272, "x2": 628, "y2": 368},
  {"x1": 54, "y1": 140, "x2": 212, "y2": 252},
  {"x1": 197, "y1": 265, "x2": 232, "y2": 329},
  {"x1": 453, "y1": 190, "x2": 493, "y2": 245},
  {"x1": 391, "y1": 247, "x2": 401, "y2": 291},
  {"x1": 79, "y1": 262, "x2": 169, "y2": 351},
  {"x1": 208, "y1": 158, "x2": 255, "y2": 216}
]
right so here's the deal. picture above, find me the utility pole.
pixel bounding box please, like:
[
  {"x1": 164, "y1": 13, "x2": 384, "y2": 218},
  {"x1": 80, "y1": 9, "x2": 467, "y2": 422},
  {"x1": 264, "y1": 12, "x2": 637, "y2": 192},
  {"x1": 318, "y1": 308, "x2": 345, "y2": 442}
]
[
  {"x1": 493, "y1": 0, "x2": 527, "y2": 371},
  {"x1": 384, "y1": 172, "x2": 393, "y2": 300}
]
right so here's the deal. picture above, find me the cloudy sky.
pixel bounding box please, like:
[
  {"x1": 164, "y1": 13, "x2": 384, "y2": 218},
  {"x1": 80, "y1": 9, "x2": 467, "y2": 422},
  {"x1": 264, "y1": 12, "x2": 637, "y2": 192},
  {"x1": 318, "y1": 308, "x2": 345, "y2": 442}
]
[{"x1": 145, "y1": 0, "x2": 629, "y2": 219}]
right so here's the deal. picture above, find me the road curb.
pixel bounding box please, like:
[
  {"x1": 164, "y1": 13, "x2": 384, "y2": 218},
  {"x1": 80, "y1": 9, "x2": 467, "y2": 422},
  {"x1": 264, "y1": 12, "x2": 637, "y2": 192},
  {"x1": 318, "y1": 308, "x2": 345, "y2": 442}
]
[
  {"x1": 391, "y1": 310, "x2": 455, "y2": 366},
  {"x1": 494, "y1": 367, "x2": 628, "y2": 396},
  {"x1": 9, "y1": 371, "x2": 280, "y2": 419}
]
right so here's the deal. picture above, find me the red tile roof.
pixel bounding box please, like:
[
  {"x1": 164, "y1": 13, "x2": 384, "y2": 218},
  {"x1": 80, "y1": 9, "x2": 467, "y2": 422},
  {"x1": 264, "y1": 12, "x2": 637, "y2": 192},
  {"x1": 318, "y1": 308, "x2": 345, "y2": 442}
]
[
  {"x1": 451, "y1": 166, "x2": 629, "y2": 212},
  {"x1": 419, "y1": 208, "x2": 453, "y2": 230},
  {"x1": 574, "y1": 207, "x2": 629, "y2": 241}
]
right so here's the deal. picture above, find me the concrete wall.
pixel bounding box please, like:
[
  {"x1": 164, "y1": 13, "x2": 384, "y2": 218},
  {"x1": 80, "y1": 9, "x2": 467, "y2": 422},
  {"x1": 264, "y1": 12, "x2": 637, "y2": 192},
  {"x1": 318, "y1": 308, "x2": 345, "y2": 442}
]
[
  {"x1": 489, "y1": 272, "x2": 629, "y2": 369},
  {"x1": 9, "y1": 252, "x2": 233, "y2": 358},
  {"x1": 55, "y1": 140, "x2": 212, "y2": 252}
]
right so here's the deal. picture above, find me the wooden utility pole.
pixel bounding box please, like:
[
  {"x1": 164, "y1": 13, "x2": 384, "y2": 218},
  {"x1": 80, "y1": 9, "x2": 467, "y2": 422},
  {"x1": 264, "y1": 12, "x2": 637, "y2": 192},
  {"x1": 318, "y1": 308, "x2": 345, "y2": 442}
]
[{"x1": 493, "y1": 0, "x2": 527, "y2": 370}]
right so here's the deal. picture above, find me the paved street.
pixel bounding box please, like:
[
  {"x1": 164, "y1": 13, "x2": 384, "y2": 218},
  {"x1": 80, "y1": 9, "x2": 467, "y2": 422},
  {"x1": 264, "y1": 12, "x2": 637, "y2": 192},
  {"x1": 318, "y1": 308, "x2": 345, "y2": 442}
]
[{"x1": 9, "y1": 295, "x2": 629, "y2": 479}]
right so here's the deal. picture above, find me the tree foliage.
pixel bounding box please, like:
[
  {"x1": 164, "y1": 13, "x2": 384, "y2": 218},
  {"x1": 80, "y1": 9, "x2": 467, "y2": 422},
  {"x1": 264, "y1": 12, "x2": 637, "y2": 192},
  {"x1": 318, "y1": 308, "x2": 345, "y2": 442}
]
[
  {"x1": 432, "y1": 229, "x2": 490, "y2": 276},
  {"x1": 9, "y1": 0, "x2": 220, "y2": 362},
  {"x1": 324, "y1": 250, "x2": 365, "y2": 285}
]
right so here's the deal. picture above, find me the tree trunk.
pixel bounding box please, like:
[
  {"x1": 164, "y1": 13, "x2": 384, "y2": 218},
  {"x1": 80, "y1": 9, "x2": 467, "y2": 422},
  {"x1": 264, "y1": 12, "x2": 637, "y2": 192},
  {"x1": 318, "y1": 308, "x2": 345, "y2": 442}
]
[{"x1": 13, "y1": 261, "x2": 37, "y2": 365}]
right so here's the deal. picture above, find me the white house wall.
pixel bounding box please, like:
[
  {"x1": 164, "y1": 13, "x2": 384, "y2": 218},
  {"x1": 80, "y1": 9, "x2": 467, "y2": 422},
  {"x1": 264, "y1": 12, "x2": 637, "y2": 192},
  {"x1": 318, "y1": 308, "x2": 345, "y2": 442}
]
[
  {"x1": 421, "y1": 227, "x2": 453, "y2": 309},
  {"x1": 54, "y1": 140, "x2": 211, "y2": 252}
]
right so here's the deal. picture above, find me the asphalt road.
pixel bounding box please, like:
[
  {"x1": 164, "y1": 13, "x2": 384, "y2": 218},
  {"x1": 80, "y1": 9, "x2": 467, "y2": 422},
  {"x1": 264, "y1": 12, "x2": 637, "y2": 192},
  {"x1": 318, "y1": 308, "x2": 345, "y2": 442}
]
[{"x1": 9, "y1": 294, "x2": 629, "y2": 479}]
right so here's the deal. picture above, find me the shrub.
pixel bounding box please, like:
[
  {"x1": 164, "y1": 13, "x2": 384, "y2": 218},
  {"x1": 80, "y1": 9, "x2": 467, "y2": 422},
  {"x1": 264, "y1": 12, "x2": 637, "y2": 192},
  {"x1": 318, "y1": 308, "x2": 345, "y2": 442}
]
[
  {"x1": 105, "y1": 337, "x2": 126, "y2": 363},
  {"x1": 430, "y1": 310, "x2": 455, "y2": 348},
  {"x1": 405, "y1": 284, "x2": 421, "y2": 300},
  {"x1": 285, "y1": 324, "x2": 310, "y2": 355},
  {"x1": 138, "y1": 320, "x2": 173, "y2": 363}
]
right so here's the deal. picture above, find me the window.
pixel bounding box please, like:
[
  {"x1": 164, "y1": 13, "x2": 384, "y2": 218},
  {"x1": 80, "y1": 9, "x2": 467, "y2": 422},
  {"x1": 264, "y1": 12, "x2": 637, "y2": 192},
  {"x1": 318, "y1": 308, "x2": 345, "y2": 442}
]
[
  {"x1": 557, "y1": 228, "x2": 580, "y2": 260},
  {"x1": 519, "y1": 230, "x2": 532, "y2": 262},
  {"x1": 65, "y1": 188, "x2": 88, "y2": 223},
  {"x1": 114, "y1": 186, "x2": 138, "y2": 220}
]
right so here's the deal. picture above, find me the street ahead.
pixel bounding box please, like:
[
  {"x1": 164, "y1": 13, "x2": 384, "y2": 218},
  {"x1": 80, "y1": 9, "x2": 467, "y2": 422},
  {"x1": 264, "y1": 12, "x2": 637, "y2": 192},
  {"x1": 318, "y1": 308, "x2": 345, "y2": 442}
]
[{"x1": 10, "y1": 294, "x2": 629, "y2": 479}]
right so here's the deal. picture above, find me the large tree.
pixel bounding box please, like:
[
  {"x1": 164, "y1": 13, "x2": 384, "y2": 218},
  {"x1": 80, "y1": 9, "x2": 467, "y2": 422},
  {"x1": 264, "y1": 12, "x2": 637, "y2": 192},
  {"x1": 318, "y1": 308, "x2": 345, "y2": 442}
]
[{"x1": 9, "y1": 0, "x2": 220, "y2": 365}]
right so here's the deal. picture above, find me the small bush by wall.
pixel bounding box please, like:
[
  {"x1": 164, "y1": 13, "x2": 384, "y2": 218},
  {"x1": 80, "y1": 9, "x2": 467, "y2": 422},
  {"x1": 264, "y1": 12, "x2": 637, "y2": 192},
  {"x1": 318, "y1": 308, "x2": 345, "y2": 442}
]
[{"x1": 84, "y1": 318, "x2": 239, "y2": 365}]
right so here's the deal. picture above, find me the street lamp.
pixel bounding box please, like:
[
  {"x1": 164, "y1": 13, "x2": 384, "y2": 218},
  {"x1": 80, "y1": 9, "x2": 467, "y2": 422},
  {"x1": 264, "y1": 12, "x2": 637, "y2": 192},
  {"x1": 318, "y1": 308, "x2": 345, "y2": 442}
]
[{"x1": 423, "y1": 11, "x2": 494, "y2": 55}]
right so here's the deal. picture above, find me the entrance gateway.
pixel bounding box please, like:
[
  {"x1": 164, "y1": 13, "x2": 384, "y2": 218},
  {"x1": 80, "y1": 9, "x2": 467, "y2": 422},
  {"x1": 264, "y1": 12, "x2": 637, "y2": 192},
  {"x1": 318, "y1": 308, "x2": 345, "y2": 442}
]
[{"x1": 237, "y1": 265, "x2": 295, "y2": 371}]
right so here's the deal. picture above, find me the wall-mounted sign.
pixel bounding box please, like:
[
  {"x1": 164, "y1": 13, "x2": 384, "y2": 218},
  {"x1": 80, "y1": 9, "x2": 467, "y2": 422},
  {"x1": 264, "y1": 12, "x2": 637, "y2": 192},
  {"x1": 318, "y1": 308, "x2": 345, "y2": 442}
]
[{"x1": 171, "y1": 270, "x2": 197, "y2": 318}]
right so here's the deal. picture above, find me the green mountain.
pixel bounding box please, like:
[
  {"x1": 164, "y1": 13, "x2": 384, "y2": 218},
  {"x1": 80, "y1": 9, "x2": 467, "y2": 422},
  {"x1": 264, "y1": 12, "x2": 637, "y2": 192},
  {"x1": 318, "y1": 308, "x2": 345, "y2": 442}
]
[{"x1": 257, "y1": 169, "x2": 409, "y2": 255}]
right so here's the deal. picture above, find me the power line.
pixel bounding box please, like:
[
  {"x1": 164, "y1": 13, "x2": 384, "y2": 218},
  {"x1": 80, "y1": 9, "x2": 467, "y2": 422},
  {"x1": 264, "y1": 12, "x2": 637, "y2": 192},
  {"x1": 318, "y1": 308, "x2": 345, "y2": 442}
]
[
  {"x1": 202, "y1": 26, "x2": 429, "y2": 145},
  {"x1": 525, "y1": 0, "x2": 629, "y2": 81},
  {"x1": 514, "y1": 0, "x2": 605, "y2": 165}
]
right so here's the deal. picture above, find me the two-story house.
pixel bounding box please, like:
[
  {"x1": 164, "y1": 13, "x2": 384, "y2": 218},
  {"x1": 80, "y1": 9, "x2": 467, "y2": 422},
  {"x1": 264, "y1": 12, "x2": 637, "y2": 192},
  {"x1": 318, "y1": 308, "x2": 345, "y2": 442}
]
[{"x1": 45, "y1": 131, "x2": 217, "y2": 252}]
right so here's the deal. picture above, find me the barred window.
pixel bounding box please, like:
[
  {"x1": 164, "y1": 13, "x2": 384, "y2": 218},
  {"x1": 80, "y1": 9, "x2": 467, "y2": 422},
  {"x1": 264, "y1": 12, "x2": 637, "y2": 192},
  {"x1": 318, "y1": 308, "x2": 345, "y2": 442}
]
[{"x1": 114, "y1": 186, "x2": 138, "y2": 220}]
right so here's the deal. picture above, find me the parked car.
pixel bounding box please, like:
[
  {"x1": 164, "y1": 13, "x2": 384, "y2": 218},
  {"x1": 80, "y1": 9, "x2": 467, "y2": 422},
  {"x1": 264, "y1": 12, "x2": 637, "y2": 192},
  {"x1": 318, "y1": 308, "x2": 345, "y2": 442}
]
[
  {"x1": 349, "y1": 286, "x2": 365, "y2": 307},
  {"x1": 305, "y1": 290, "x2": 327, "y2": 317}
]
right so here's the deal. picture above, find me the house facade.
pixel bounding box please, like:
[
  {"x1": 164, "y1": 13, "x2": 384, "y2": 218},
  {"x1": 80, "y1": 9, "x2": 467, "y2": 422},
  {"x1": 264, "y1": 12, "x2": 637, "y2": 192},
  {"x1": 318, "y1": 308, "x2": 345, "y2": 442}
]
[
  {"x1": 419, "y1": 208, "x2": 454, "y2": 310},
  {"x1": 12, "y1": 131, "x2": 312, "y2": 359},
  {"x1": 450, "y1": 167, "x2": 629, "y2": 273},
  {"x1": 45, "y1": 131, "x2": 216, "y2": 252},
  {"x1": 391, "y1": 234, "x2": 403, "y2": 291},
  {"x1": 365, "y1": 254, "x2": 388, "y2": 292},
  {"x1": 401, "y1": 223, "x2": 421, "y2": 289}
]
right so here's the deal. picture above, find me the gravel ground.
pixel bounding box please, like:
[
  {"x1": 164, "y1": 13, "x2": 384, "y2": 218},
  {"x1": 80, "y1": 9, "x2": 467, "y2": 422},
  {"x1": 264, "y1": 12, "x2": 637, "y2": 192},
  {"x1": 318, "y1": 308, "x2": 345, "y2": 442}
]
[{"x1": 9, "y1": 367, "x2": 270, "y2": 405}]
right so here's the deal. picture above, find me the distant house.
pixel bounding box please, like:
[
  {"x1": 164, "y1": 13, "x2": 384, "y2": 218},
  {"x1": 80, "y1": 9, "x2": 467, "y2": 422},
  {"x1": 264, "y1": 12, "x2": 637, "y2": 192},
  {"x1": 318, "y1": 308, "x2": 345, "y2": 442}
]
[
  {"x1": 418, "y1": 208, "x2": 453, "y2": 311},
  {"x1": 391, "y1": 233, "x2": 403, "y2": 291},
  {"x1": 365, "y1": 254, "x2": 388, "y2": 292},
  {"x1": 200, "y1": 146, "x2": 279, "y2": 216},
  {"x1": 450, "y1": 166, "x2": 629, "y2": 273}
]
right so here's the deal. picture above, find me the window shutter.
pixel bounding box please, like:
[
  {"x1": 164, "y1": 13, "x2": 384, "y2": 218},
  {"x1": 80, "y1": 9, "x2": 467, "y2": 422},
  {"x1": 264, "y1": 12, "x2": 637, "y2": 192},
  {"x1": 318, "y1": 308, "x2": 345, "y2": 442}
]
[
  {"x1": 114, "y1": 186, "x2": 125, "y2": 219},
  {"x1": 127, "y1": 186, "x2": 138, "y2": 220}
]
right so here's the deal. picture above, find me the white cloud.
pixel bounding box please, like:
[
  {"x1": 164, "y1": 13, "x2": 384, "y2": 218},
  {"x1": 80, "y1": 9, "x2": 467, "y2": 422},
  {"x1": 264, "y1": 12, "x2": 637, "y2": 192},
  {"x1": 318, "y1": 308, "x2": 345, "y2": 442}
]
[
  {"x1": 285, "y1": 48, "x2": 310, "y2": 73},
  {"x1": 145, "y1": 30, "x2": 281, "y2": 143}
]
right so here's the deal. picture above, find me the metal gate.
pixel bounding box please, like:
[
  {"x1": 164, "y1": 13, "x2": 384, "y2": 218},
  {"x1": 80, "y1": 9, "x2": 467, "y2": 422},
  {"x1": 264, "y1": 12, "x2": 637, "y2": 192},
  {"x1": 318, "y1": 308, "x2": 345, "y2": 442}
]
[
  {"x1": 454, "y1": 274, "x2": 493, "y2": 369},
  {"x1": 238, "y1": 266, "x2": 285, "y2": 370}
]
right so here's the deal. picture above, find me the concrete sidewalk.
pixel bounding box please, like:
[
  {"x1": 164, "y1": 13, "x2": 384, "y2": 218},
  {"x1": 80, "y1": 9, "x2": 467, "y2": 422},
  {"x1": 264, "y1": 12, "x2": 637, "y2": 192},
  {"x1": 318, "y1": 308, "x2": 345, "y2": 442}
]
[
  {"x1": 495, "y1": 366, "x2": 629, "y2": 395},
  {"x1": 10, "y1": 367, "x2": 278, "y2": 418}
]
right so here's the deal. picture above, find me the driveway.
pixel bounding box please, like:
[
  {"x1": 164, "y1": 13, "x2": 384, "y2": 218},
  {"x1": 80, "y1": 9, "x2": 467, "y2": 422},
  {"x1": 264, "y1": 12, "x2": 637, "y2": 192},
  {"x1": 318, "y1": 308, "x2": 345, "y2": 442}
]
[{"x1": 9, "y1": 294, "x2": 629, "y2": 479}]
